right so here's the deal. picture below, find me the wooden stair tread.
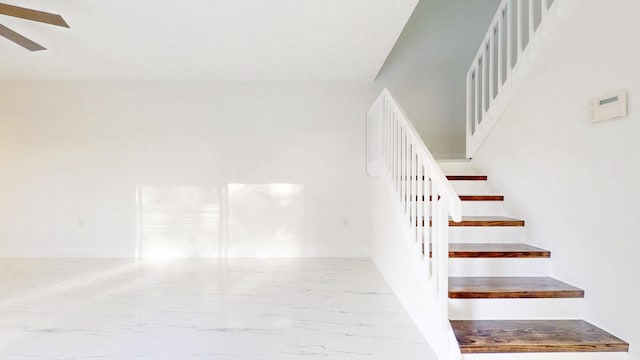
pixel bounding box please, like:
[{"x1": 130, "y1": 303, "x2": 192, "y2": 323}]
[
  {"x1": 459, "y1": 195, "x2": 503, "y2": 201},
  {"x1": 421, "y1": 216, "x2": 525, "y2": 227},
  {"x1": 407, "y1": 195, "x2": 504, "y2": 201},
  {"x1": 442, "y1": 243, "x2": 550, "y2": 258},
  {"x1": 449, "y1": 216, "x2": 524, "y2": 227},
  {"x1": 449, "y1": 276, "x2": 584, "y2": 299},
  {"x1": 447, "y1": 175, "x2": 487, "y2": 181},
  {"x1": 403, "y1": 175, "x2": 488, "y2": 181},
  {"x1": 450, "y1": 319, "x2": 629, "y2": 353}
]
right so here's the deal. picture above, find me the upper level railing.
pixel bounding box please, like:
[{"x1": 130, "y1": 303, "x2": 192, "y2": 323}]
[
  {"x1": 466, "y1": 0, "x2": 581, "y2": 157},
  {"x1": 367, "y1": 88, "x2": 461, "y2": 359}
]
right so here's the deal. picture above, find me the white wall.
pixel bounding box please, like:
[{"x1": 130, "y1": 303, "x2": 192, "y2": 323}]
[
  {"x1": 473, "y1": 0, "x2": 640, "y2": 356},
  {"x1": 375, "y1": 0, "x2": 500, "y2": 158},
  {"x1": 0, "y1": 82, "x2": 375, "y2": 258}
]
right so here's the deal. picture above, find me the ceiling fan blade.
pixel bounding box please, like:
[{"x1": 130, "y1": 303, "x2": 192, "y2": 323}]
[
  {"x1": 0, "y1": 24, "x2": 45, "y2": 51},
  {"x1": 0, "y1": 3, "x2": 69, "y2": 28}
]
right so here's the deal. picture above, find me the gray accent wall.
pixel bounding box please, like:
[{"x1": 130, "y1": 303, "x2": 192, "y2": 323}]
[{"x1": 375, "y1": 0, "x2": 500, "y2": 158}]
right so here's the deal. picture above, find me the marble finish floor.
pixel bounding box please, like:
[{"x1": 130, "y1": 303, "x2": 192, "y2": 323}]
[{"x1": 0, "y1": 258, "x2": 434, "y2": 359}]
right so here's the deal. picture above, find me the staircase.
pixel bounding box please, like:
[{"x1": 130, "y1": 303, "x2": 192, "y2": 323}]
[
  {"x1": 438, "y1": 160, "x2": 629, "y2": 358},
  {"x1": 366, "y1": 89, "x2": 630, "y2": 359}
]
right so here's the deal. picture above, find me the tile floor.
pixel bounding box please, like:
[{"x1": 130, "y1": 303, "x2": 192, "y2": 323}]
[{"x1": 0, "y1": 258, "x2": 434, "y2": 359}]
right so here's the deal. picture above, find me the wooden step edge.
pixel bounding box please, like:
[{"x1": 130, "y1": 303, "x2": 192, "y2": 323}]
[
  {"x1": 448, "y1": 276, "x2": 585, "y2": 299},
  {"x1": 418, "y1": 217, "x2": 525, "y2": 227},
  {"x1": 449, "y1": 289, "x2": 585, "y2": 299},
  {"x1": 460, "y1": 195, "x2": 504, "y2": 201},
  {"x1": 451, "y1": 319, "x2": 629, "y2": 354},
  {"x1": 448, "y1": 217, "x2": 525, "y2": 227},
  {"x1": 429, "y1": 243, "x2": 550, "y2": 258},
  {"x1": 401, "y1": 175, "x2": 488, "y2": 181},
  {"x1": 447, "y1": 175, "x2": 487, "y2": 181},
  {"x1": 405, "y1": 195, "x2": 504, "y2": 202}
]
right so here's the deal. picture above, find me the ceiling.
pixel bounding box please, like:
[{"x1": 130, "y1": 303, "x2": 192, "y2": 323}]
[{"x1": 0, "y1": 0, "x2": 418, "y2": 81}]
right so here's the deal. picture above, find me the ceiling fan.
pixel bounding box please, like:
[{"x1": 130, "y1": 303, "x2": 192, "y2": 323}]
[{"x1": 0, "y1": 2, "x2": 69, "y2": 51}]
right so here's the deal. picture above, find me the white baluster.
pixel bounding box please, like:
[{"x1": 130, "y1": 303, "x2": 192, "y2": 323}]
[
  {"x1": 529, "y1": 0, "x2": 535, "y2": 39},
  {"x1": 409, "y1": 144, "x2": 414, "y2": 228},
  {"x1": 405, "y1": 135, "x2": 409, "y2": 218},
  {"x1": 406, "y1": 134, "x2": 411, "y2": 218},
  {"x1": 481, "y1": 50, "x2": 487, "y2": 118},
  {"x1": 396, "y1": 120, "x2": 400, "y2": 194},
  {"x1": 400, "y1": 127, "x2": 407, "y2": 205},
  {"x1": 498, "y1": 7, "x2": 504, "y2": 91},
  {"x1": 417, "y1": 163, "x2": 423, "y2": 253},
  {"x1": 437, "y1": 194, "x2": 450, "y2": 359},
  {"x1": 517, "y1": 0, "x2": 524, "y2": 55},
  {"x1": 466, "y1": 70, "x2": 473, "y2": 137},
  {"x1": 383, "y1": 99, "x2": 388, "y2": 171},
  {"x1": 431, "y1": 180, "x2": 439, "y2": 297},
  {"x1": 424, "y1": 166, "x2": 431, "y2": 274},
  {"x1": 474, "y1": 66, "x2": 480, "y2": 129},
  {"x1": 506, "y1": 0, "x2": 513, "y2": 80},
  {"x1": 392, "y1": 111, "x2": 397, "y2": 187},
  {"x1": 401, "y1": 135, "x2": 406, "y2": 210},
  {"x1": 489, "y1": 33, "x2": 495, "y2": 106},
  {"x1": 412, "y1": 149, "x2": 418, "y2": 236}
]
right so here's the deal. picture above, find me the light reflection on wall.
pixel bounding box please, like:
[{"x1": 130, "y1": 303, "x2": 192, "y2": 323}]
[
  {"x1": 136, "y1": 184, "x2": 303, "y2": 258},
  {"x1": 136, "y1": 186, "x2": 222, "y2": 258}
]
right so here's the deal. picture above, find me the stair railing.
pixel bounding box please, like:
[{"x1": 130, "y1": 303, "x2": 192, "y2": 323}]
[
  {"x1": 367, "y1": 88, "x2": 462, "y2": 359},
  {"x1": 466, "y1": 0, "x2": 582, "y2": 157}
]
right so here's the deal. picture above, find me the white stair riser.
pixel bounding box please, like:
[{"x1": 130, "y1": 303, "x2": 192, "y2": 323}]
[
  {"x1": 449, "y1": 258, "x2": 550, "y2": 277},
  {"x1": 460, "y1": 352, "x2": 632, "y2": 360},
  {"x1": 449, "y1": 298, "x2": 584, "y2": 320},
  {"x1": 401, "y1": 200, "x2": 504, "y2": 216},
  {"x1": 461, "y1": 201, "x2": 505, "y2": 216},
  {"x1": 437, "y1": 160, "x2": 476, "y2": 175},
  {"x1": 450, "y1": 227, "x2": 526, "y2": 243},
  {"x1": 450, "y1": 180, "x2": 495, "y2": 195}
]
